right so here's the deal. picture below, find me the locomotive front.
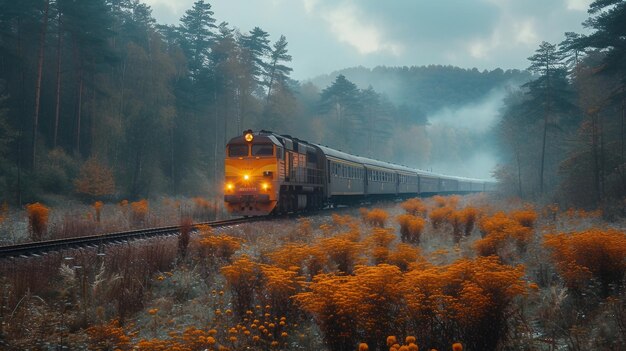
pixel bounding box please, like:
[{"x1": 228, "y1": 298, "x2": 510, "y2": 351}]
[{"x1": 224, "y1": 130, "x2": 280, "y2": 216}]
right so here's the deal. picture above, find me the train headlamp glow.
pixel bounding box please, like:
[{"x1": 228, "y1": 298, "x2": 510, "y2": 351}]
[
  {"x1": 226, "y1": 183, "x2": 234, "y2": 190},
  {"x1": 244, "y1": 133, "x2": 254, "y2": 142},
  {"x1": 262, "y1": 183, "x2": 269, "y2": 191},
  {"x1": 243, "y1": 174, "x2": 250, "y2": 181}
]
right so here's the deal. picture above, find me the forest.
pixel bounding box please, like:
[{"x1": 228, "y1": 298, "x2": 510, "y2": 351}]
[{"x1": 1, "y1": 0, "x2": 536, "y2": 207}]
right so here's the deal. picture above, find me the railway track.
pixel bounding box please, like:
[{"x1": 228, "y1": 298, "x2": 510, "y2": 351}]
[{"x1": 0, "y1": 217, "x2": 264, "y2": 259}]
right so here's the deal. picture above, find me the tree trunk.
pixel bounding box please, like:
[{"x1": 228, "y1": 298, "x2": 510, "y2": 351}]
[
  {"x1": 53, "y1": 10, "x2": 62, "y2": 149},
  {"x1": 539, "y1": 112, "x2": 548, "y2": 194},
  {"x1": 618, "y1": 96, "x2": 626, "y2": 195},
  {"x1": 516, "y1": 148, "x2": 523, "y2": 198},
  {"x1": 76, "y1": 68, "x2": 83, "y2": 155},
  {"x1": 16, "y1": 17, "x2": 24, "y2": 206},
  {"x1": 540, "y1": 62, "x2": 551, "y2": 195},
  {"x1": 592, "y1": 112, "x2": 600, "y2": 203},
  {"x1": 32, "y1": 0, "x2": 50, "y2": 170},
  {"x1": 213, "y1": 89, "x2": 219, "y2": 219}
]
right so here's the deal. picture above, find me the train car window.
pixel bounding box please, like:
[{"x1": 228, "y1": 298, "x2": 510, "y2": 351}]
[
  {"x1": 307, "y1": 151, "x2": 317, "y2": 163},
  {"x1": 276, "y1": 147, "x2": 284, "y2": 159},
  {"x1": 228, "y1": 144, "x2": 248, "y2": 157},
  {"x1": 252, "y1": 144, "x2": 274, "y2": 156}
]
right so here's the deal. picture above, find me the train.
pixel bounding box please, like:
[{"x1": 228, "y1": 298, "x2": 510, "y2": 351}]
[{"x1": 224, "y1": 130, "x2": 496, "y2": 216}]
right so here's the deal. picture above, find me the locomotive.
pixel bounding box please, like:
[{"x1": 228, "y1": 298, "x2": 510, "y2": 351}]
[{"x1": 224, "y1": 130, "x2": 496, "y2": 216}]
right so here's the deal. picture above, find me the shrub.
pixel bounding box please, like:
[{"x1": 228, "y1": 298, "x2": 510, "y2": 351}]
[
  {"x1": 294, "y1": 264, "x2": 405, "y2": 351},
  {"x1": 259, "y1": 264, "x2": 304, "y2": 317},
  {"x1": 429, "y1": 207, "x2": 453, "y2": 230},
  {"x1": 473, "y1": 212, "x2": 532, "y2": 258},
  {"x1": 222, "y1": 255, "x2": 261, "y2": 316},
  {"x1": 193, "y1": 197, "x2": 215, "y2": 220},
  {"x1": 460, "y1": 207, "x2": 479, "y2": 236},
  {"x1": 401, "y1": 198, "x2": 427, "y2": 217},
  {"x1": 0, "y1": 201, "x2": 8, "y2": 224},
  {"x1": 26, "y1": 202, "x2": 49, "y2": 240},
  {"x1": 319, "y1": 235, "x2": 364, "y2": 274},
  {"x1": 74, "y1": 157, "x2": 115, "y2": 198},
  {"x1": 130, "y1": 199, "x2": 149, "y2": 224},
  {"x1": 362, "y1": 208, "x2": 389, "y2": 227},
  {"x1": 93, "y1": 201, "x2": 103, "y2": 222},
  {"x1": 397, "y1": 214, "x2": 425, "y2": 243},
  {"x1": 178, "y1": 217, "x2": 192, "y2": 259},
  {"x1": 388, "y1": 244, "x2": 423, "y2": 272},
  {"x1": 199, "y1": 232, "x2": 243, "y2": 263},
  {"x1": 367, "y1": 228, "x2": 396, "y2": 264},
  {"x1": 511, "y1": 209, "x2": 537, "y2": 228},
  {"x1": 544, "y1": 228, "x2": 626, "y2": 295}
]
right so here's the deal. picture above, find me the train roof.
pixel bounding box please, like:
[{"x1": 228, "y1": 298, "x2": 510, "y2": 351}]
[
  {"x1": 314, "y1": 144, "x2": 493, "y2": 183},
  {"x1": 233, "y1": 130, "x2": 494, "y2": 183}
]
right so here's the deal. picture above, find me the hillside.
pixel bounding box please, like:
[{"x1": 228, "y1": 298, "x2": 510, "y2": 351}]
[{"x1": 308, "y1": 65, "x2": 531, "y2": 114}]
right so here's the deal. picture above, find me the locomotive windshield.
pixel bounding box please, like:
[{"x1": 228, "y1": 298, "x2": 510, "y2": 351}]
[
  {"x1": 252, "y1": 144, "x2": 274, "y2": 156},
  {"x1": 228, "y1": 144, "x2": 248, "y2": 157}
]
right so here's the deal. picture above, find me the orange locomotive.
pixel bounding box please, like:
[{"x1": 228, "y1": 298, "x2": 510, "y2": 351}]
[{"x1": 224, "y1": 130, "x2": 324, "y2": 216}]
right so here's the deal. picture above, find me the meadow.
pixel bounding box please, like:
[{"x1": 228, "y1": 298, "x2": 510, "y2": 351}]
[{"x1": 0, "y1": 194, "x2": 624, "y2": 350}]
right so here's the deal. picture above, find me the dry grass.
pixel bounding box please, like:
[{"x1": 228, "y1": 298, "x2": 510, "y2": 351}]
[{"x1": 1, "y1": 195, "x2": 625, "y2": 350}]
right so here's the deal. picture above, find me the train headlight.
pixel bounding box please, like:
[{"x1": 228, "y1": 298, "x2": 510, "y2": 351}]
[
  {"x1": 243, "y1": 174, "x2": 250, "y2": 181},
  {"x1": 262, "y1": 183, "x2": 269, "y2": 191},
  {"x1": 244, "y1": 133, "x2": 254, "y2": 142},
  {"x1": 226, "y1": 183, "x2": 234, "y2": 191}
]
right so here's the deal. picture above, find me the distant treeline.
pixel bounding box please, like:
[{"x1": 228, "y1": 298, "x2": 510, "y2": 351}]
[
  {"x1": 310, "y1": 65, "x2": 530, "y2": 117},
  {"x1": 0, "y1": 0, "x2": 527, "y2": 205}
]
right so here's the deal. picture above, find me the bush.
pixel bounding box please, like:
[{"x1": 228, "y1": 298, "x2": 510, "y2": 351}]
[
  {"x1": 74, "y1": 157, "x2": 115, "y2": 198},
  {"x1": 397, "y1": 214, "x2": 425, "y2": 243},
  {"x1": 361, "y1": 208, "x2": 389, "y2": 227},
  {"x1": 474, "y1": 212, "x2": 533, "y2": 258},
  {"x1": 26, "y1": 202, "x2": 49, "y2": 240},
  {"x1": 130, "y1": 199, "x2": 149, "y2": 224},
  {"x1": 429, "y1": 206, "x2": 453, "y2": 230},
  {"x1": 401, "y1": 198, "x2": 427, "y2": 217},
  {"x1": 511, "y1": 209, "x2": 537, "y2": 228},
  {"x1": 544, "y1": 228, "x2": 626, "y2": 295}
]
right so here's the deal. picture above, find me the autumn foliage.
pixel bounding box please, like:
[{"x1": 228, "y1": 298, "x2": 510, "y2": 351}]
[
  {"x1": 26, "y1": 202, "x2": 49, "y2": 240},
  {"x1": 401, "y1": 198, "x2": 427, "y2": 217},
  {"x1": 74, "y1": 157, "x2": 115, "y2": 198},
  {"x1": 396, "y1": 214, "x2": 425, "y2": 243},
  {"x1": 544, "y1": 228, "x2": 626, "y2": 294},
  {"x1": 361, "y1": 208, "x2": 389, "y2": 227},
  {"x1": 474, "y1": 211, "x2": 533, "y2": 258},
  {"x1": 15, "y1": 195, "x2": 624, "y2": 350},
  {"x1": 130, "y1": 199, "x2": 149, "y2": 224}
]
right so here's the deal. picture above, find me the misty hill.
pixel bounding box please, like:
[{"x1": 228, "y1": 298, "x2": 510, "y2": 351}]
[{"x1": 308, "y1": 65, "x2": 531, "y2": 115}]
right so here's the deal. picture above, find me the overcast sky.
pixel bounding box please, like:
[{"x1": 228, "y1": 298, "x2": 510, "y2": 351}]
[{"x1": 143, "y1": 0, "x2": 593, "y2": 80}]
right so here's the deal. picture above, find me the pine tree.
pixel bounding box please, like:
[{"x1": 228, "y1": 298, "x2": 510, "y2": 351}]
[
  {"x1": 525, "y1": 42, "x2": 573, "y2": 194},
  {"x1": 264, "y1": 35, "x2": 292, "y2": 101},
  {"x1": 239, "y1": 26, "x2": 270, "y2": 90},
  {"x1": 178, "y1": 0, "x2": 216, "y2": 78}
]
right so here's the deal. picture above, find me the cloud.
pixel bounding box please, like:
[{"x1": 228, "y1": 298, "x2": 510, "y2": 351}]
[
  {"x1": 565, "y1": 0, "x2": 593, "y2": 11},
  {"x1": 142, "y1": 0, "x2": 594, "y2": 79},
  {"x1": 304, "y1": 1, "x2": 404, "y2": 56}
]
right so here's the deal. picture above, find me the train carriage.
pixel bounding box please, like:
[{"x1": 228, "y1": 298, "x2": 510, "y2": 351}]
[{"x1": 314, "y1": 144, "x2": 366, "y2": 201}]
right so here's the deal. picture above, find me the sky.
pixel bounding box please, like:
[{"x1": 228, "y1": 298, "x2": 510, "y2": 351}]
[{"x1": 142, "y1": 0, "x2": 594, "y2": 80}]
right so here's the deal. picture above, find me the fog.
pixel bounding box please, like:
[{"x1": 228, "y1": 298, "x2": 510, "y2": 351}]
[
  {"x1": 419, "y1": 88, "x2": 507, "y2": 179},
  {"x1": 425, "y1": 88, "x2": 506, "y2": 134}
]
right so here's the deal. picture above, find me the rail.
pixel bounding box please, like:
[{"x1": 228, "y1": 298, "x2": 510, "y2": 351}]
[{"x1": 0, "y1": 217, "x2": 264, "y2": 259}]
